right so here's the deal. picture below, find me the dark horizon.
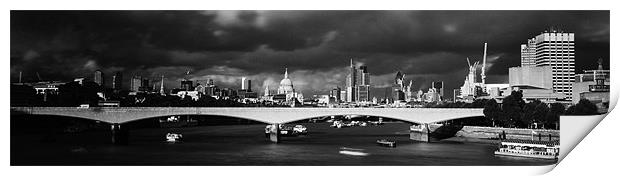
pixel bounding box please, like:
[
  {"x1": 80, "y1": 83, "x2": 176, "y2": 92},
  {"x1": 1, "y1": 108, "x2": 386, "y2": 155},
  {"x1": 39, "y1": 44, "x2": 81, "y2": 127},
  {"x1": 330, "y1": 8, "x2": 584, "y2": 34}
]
[{"x1": 10, "y1": 10, "x2": 610, "y2": 99}]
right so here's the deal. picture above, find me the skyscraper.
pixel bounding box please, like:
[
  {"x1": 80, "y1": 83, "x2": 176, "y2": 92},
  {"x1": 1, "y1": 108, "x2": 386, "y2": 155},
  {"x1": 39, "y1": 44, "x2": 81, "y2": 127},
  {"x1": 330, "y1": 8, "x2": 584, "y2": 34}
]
[
  {"x1": 206, "y1": 79, "x2": 216, "y2": 96},
  {"x1": 520, "y1": 39, "x2": 536, "y2": 67},
  {"x1": 358, "y1": 66, "x2": 370, "y2": 85},
  {"x1": 345, "y1": 59, "x2": 357, "y2": 102},
  {"x1": 521, "y1": 30, "x2": 575, "y2": 99},
  {"x1": 94, "y1": 70, "x2": 104, "y2": 87},
  {"x1": 159, "y1": 75, "x2": 165, "y2": 95},
  {"x1": 112, "y1": 72, "x2": 122, "y2": 90},
  {"x1": 241, "y1": 77, "x2": 252, "y2": 92},
  {"x1": 181, "y1": 79, "x2": 193, "y2": 91},
  {"x1": 330, "y1": 87, "x2": 341, "y2": 102},
  {"x1": 140, "y1": 78, "x2": 150, "y2": 92},
  {"x1": 130, "y1": 75, "x2": 142, "y2": 92},
  {"x1": 356, "y1": 65, "x2": 370, "y2": 102},
  {"x1": 432, "y1": 81, "x2": 444, "y2": 99},
  {"x1": 357, "y1": 85, "x2": 370, "y2": 102}
]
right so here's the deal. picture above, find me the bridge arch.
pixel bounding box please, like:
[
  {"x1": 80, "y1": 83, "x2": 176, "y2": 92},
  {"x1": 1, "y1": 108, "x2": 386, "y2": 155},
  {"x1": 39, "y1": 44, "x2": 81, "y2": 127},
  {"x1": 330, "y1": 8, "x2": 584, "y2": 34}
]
[
  {"x1": 120, "y1": 113, "x2": 272, "y2": 125},
  {"x1": 274, "y1": 113, "x2": 484, "y2": 125}
]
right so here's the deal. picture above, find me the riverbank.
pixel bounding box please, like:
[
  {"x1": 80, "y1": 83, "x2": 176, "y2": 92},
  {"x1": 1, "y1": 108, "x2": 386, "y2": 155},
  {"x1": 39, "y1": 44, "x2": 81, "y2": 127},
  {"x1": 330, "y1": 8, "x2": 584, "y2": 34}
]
[
  {"x1": 440, "y1": 136, "x2": 500, "y2": 144},
  {"x1": 428, "y1": 124, "x2": 560, "y2": 142}
]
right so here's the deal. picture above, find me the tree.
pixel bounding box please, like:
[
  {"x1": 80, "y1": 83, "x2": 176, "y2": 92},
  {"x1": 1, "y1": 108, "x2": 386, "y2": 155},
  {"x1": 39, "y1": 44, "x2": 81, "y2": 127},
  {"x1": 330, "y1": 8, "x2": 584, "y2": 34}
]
[
  {"x1": 501, "y1": 90, "x2": 525, "y2": 128},
  {"x1": 566, "y1": 99, "x2": 599, "y2": 115},
  {"x1": 521, "y1": 100, "x2": 549, "y2": 129},
  {"x1": 483, "y1": 99, "x2": 501, "y2": 127},
  {"x1": 546, "y1": 103, "x2": 565, "y2": 130}
]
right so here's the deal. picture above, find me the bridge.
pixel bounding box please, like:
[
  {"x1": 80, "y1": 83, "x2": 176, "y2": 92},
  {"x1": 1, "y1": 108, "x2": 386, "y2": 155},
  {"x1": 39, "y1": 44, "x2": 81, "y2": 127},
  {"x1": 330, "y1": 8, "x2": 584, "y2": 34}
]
[{"x1": 11, "y1": 107, "x2": 484, "y2": 144}]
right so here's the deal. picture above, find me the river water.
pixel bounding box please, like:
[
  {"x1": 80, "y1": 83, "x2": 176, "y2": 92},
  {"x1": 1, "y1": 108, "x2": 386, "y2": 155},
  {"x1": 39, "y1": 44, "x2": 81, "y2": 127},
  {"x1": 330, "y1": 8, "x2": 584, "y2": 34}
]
[{"x1": 11, "y1": 120, "x2": 556, "y2": 166}]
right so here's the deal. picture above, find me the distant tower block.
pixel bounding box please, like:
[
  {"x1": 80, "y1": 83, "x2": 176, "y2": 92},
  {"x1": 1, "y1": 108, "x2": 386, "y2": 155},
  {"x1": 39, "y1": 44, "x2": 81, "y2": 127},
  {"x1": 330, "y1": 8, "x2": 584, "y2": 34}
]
[
  {"x1": 94, "y1": 70, "x2": 104, "y2": 87},
  {"x1": 160, "y1": 75, "x2": 165, "y2": 95}
]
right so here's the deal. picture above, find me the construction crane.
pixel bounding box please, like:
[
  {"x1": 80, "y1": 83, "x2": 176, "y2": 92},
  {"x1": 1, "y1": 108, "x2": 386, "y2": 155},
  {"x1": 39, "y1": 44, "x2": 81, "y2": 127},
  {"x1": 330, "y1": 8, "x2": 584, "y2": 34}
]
[
  {"x1": 36, "y1": 72, "x2": 42, "y2": 82},
  {"x1": 481, "y1": 42, "x2": 488, "y2": 85}
]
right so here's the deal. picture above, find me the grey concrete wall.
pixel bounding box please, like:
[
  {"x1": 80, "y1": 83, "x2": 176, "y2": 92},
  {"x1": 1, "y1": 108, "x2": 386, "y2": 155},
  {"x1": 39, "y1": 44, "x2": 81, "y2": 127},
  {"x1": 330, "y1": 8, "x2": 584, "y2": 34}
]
[{"x1": 429, "y1": 124, "x2": 560, "y2": 141}]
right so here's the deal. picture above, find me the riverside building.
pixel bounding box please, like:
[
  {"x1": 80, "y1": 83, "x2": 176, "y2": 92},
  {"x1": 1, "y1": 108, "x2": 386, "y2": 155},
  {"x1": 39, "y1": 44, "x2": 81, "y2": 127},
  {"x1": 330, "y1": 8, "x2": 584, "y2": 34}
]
[{"x1": 520, "y1": 30, "x2": 575, "y2": 100}]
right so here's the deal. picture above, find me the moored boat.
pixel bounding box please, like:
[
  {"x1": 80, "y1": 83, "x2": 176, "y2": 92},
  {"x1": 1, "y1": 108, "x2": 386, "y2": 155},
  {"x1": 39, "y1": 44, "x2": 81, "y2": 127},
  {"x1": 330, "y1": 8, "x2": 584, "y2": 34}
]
[
  {"x1": 376, "y1": 139, "x2": 396, "y2": 147},
  {"x1": 494, "y1": 139, "x2": 559, "y2": 160}
]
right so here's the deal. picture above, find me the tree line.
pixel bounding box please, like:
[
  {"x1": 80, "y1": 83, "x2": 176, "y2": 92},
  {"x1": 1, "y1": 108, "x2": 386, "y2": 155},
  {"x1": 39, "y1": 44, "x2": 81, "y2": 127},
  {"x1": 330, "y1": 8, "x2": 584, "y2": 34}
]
[{"x1": 427, "y1": 90, "x2": 602, "y2": 130}]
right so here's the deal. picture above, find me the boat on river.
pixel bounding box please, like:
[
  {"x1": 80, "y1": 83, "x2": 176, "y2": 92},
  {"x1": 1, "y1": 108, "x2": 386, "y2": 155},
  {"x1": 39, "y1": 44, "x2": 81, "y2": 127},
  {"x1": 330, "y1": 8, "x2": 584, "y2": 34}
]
[
  {"x1": 166, "y1": 133, "x2": 183, "y2": 142},
  {"x1": 376, "y1": 139, "x2": 396, "y2": 147},
  {"x1": 494, "y1": 139, "x2": 559, "y2": 160}
]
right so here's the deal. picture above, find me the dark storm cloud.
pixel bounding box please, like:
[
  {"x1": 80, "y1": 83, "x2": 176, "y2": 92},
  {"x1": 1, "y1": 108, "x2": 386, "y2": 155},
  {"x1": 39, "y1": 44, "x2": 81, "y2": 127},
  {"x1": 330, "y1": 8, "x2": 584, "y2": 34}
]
[{"x1": 11, "y1": 10, "x2": 609, "y2": 97}]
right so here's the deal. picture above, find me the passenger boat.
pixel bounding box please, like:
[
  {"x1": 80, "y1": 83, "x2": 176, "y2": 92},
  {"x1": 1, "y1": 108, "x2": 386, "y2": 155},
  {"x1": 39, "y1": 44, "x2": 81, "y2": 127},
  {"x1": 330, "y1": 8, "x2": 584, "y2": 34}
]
[
  {"x1": 376, "y1": 139, "x2": 396, "y2": 147},
  {"x1": 166, "y1": 133, "x2": 183, "y2": 142},
  {"x1": 494, "y1": 139, "x2": 559, "y2": 160}
]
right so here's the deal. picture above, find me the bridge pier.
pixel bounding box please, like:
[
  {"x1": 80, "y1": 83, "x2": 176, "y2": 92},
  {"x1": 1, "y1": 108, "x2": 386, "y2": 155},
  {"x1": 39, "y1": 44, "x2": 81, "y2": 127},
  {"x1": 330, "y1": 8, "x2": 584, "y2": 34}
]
[
  {"x1": 268, "y1": 123, "x2": 280, "y2": 143},
  {"x1": 410, "y1": 123, "x2": 430, "y2": 142},
  {"x1": 111, "y1": 123, "x2": 129, "y2": 145}
]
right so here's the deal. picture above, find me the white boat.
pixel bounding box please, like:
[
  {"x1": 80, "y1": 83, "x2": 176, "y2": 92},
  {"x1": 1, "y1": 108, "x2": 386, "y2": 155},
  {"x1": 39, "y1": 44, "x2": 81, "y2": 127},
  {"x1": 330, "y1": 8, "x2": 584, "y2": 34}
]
[
  {"x1": 376, "y1": 139, "x2": 396, "y2": 147},
  {"x1": 494, "y1": 139, "x2": 559, "y2": 160},
  {"x1": 292, "y1": 125, "x2": 307, "y2": 135},
  {"x1": 166, "y1": 133, "x2": 183, "y2": 142}
]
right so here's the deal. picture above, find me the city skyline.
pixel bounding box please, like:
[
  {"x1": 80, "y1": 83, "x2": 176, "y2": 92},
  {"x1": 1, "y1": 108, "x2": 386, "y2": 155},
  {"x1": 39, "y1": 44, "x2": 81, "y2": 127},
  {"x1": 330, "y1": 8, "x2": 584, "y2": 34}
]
[{"x1": 10, "y1": 11, "x2": 610, "y2": 98}]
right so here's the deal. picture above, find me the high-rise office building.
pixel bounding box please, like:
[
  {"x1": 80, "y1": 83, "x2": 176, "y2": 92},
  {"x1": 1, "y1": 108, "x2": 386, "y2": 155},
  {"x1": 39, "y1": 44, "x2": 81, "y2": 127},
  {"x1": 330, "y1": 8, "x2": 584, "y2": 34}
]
[
  {"x1": 159, "y1": 75, "x2": 165, "y2": 95},
  {"x1": 358, "y1": 66, "x2": 370, "y2": 85},
  {"x1": 340, "y1": 90, "x2": 347, "y2": 103},
  {"x1": 330, "y1": 87, "x2": 341, "y2": 102},
  {"x1": 453, "y1": 89, "x2": 461, "y2": 102},
  {"x1": 357, "y1": 85, "x2": 370, "y2": 102},
  {"x1": 356, "y1": 66, "x2": 370, "y2": 102},
  {"x1": 205, "y1": 79, "x2": 216, "y2": 96},
  {"x1": 112, "y1": 72, "x2": 122, "y2": 90},
  {"x1": 94, "y1": 70, "x2": 104, "y2": 87},
  {"x1": 520, "y1": 39, "x2": 537, "y2": 67},
  {"x1": 241, "y1": 77, "x2": 252, "y2": 92},
  {"x1": 345, "y1": 59, "x2": 357, "y2": 102},
  {"x1": 130, "y1": 75, "x2": 142, "y2": 92},
  {"x1": 140, "y1": 78, "x2": 150, "y2": 92},
  {"x1": 432, "y1": 81, "x2": 444, "y2": 98},
  {"x1": 521, "y1": 30, "x2": 575, "y2": 99},
  {"x1": 181, "y1": 79, "x2": 193, "y2": 91}
]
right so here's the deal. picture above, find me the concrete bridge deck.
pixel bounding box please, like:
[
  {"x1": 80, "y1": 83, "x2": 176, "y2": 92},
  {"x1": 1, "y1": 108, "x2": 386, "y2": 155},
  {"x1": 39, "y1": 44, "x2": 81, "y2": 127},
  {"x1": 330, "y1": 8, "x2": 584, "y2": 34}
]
[
  {"x1": 10, "y1": 107, "x2": 484, "y2": 124},
  {"x1": 11, "y1": 107, "x2": 485, "y2": 144}
]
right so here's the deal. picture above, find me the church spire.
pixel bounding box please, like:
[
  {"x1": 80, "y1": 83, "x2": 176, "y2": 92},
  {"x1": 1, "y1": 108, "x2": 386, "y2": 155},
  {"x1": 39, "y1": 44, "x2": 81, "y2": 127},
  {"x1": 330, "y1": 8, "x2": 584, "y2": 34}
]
[
  {"x1": 284, "y1": 67, "x2": 288, "y2": 79},
  {"x1": 350, "y1": 58, "x2": 354, "y2": 67}
]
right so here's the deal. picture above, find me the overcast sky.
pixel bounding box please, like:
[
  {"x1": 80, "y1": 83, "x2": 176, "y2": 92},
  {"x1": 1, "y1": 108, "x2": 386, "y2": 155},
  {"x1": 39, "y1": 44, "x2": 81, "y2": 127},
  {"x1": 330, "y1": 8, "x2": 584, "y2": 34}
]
[{"x1": 10, "y1": 11, "x2": 609, "y2": 98}]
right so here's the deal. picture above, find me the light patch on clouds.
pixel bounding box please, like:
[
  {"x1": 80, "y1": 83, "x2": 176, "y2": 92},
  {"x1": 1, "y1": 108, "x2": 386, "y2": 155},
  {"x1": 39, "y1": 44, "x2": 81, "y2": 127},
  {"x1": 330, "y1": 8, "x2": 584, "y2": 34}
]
[
  {"x1": 202, "y1": 10, "x2": 269, "y2": 29},
  {"x1": 443, "y1": 24, "x2": 457, "y2": 33},
  {"x1": 480, "y1": 54, "x2": 503, "y2": 73},
  {"x1": 23, "y1": 50, "x2": 39, "y2": 61},
  {"x1": 83, "y1": 60, "x2": 98, "y2": 71}
]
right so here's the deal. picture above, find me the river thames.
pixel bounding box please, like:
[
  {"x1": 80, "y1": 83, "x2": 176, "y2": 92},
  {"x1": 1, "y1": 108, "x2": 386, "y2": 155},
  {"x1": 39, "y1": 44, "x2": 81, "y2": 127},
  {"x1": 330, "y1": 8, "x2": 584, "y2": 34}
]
[{"x1": 11, "y1": 118, "x2": 556, "y2": 166}]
